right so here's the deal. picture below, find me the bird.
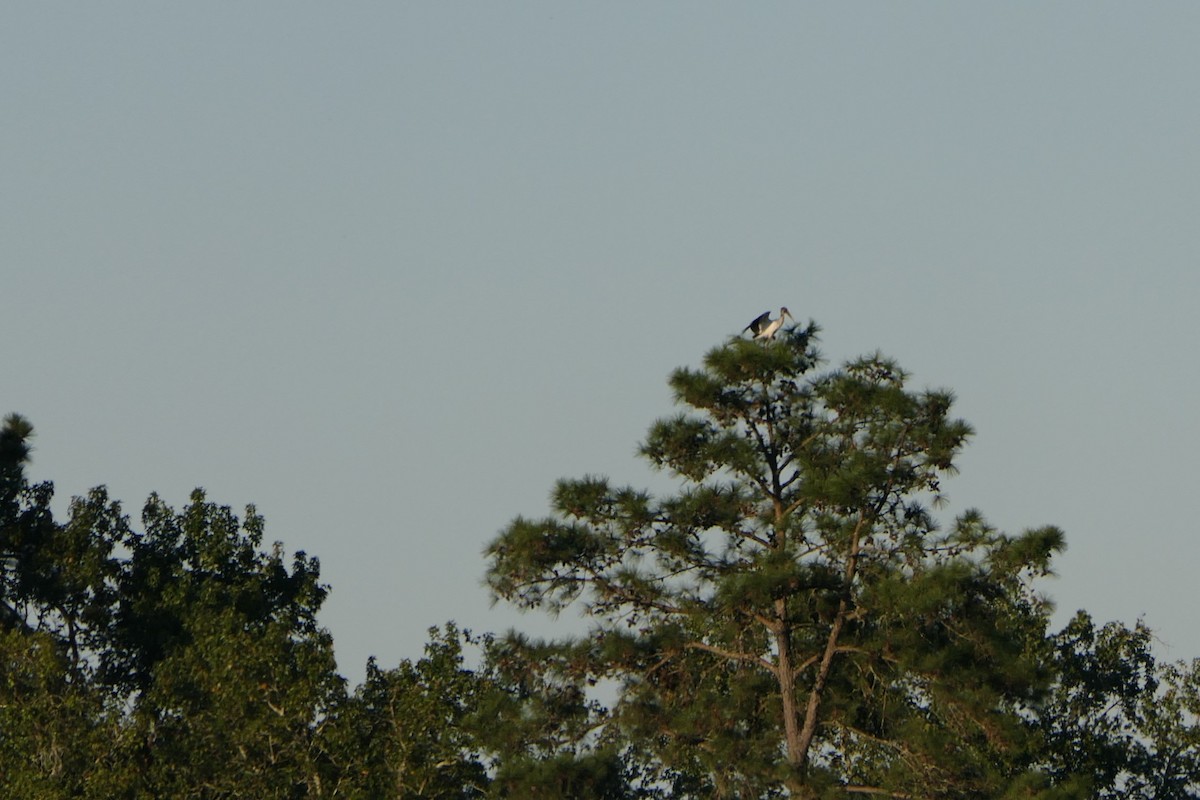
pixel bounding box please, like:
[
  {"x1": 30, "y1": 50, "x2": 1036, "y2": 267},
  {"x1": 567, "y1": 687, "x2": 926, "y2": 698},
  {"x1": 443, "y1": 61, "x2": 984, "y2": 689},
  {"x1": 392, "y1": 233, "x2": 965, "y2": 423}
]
[{"x1": 743, "y1": 307, "x2": 792, "y2": 340}]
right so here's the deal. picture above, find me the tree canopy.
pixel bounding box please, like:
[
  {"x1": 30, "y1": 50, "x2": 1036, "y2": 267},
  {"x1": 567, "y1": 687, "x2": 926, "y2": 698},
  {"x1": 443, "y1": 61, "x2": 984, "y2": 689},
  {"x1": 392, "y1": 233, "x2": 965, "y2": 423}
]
[
  {"x1": 483, "y1": 325, "x2": 1200, "y2": 798},
  {"x1": 3, "y1": 326, "x2": 1199, "y2": 798}
]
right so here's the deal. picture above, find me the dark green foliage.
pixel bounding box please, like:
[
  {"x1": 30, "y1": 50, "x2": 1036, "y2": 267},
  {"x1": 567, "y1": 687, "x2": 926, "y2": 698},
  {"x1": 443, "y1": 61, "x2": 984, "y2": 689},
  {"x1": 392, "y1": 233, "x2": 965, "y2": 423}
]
[
  {"x1": 0, "y1": 417, "x2": 341, "y2": 799},
  {"x1": 1, "y1": 415, "x2": 125, "y2": 657},
  {"x1": 0, "y1": 413, "x2": 35, "y2": 522},
  {"x1": 321, "y1": 625, "x2": 492, "y2": 799},
  {"x1": 0, "y1": 413, "x2": 654, "y2": 798},
  {"x1": 1041, "y1": 612, "x2": 1200, "y2": 798},
  {"x1": 0, "y1": 628, "x2": 115, "y2": 799},
  {"x1": 99, "y1": 493, "x2": 342, "y2": 799},
  {"x1": 103, "y1": 490, "x2": 328, "y2": 693},
  {"x1": 477, "y1": 632, "x2": 652, "y2": 799},
  {"x1": 484, "y1": 323, "x2": 1090, "y2": 797},
  {"x1": 6, "y1": 306, "x2": 1200, "y2": 800}
]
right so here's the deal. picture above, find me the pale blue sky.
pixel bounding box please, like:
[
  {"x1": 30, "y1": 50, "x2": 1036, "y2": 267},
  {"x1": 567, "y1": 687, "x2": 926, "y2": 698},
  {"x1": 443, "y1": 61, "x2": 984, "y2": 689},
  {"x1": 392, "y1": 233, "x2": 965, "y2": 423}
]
[{"x1": 4, "y1": 4, "x2": 1199, "y2": 681}]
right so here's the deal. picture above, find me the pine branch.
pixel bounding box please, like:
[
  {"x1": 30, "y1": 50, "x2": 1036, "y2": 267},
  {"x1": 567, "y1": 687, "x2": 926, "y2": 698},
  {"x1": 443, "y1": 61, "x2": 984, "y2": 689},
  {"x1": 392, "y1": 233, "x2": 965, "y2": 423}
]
[
  {"x1": 683, "y1": 640, "x2": 775, "y2": 673},
  {"x1": 792, "y1": 646, "x2": 870, "y2": 679},
  {"x1": 844, "y1": 785, "x2": 913, "y2": 799}
]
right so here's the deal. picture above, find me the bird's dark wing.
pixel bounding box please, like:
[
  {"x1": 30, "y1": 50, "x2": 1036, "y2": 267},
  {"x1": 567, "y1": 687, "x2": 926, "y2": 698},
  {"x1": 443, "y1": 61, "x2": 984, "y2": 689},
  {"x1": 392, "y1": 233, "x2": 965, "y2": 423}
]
[{"x1": 743, "y1": 311, "x2": 770, "y2": 334}]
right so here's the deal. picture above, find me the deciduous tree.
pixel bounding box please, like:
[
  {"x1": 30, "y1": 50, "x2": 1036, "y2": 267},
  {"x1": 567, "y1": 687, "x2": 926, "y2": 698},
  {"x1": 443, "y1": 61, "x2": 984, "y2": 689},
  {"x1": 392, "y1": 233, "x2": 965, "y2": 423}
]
[
  {"x1": 1042, "y1": 611, "x2": 1200, "y2": 798},
  {"x1": 105, "y1": 491, "x2": 343, "y2": 799}
]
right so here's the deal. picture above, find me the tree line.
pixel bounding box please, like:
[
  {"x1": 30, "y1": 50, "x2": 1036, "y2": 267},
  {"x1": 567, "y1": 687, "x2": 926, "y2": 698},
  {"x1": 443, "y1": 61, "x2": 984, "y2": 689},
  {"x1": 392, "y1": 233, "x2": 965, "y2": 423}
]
[{"x1": 3, "y1": 323, "x2": 1198, "y2": 798}]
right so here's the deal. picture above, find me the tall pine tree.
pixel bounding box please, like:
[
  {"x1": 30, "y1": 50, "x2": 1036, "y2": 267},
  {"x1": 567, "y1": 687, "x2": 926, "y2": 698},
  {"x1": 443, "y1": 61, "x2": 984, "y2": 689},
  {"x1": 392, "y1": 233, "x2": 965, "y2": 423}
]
[{"x1": 486, "y1": 323, "x2": 1064, "y2": 798}]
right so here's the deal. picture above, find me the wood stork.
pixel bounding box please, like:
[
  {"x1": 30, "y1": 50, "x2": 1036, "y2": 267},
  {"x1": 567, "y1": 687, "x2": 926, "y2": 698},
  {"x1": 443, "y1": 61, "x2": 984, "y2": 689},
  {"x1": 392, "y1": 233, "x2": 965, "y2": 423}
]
[{"x1": 743, "y1": 307, "x2": 792, "y2": 340}]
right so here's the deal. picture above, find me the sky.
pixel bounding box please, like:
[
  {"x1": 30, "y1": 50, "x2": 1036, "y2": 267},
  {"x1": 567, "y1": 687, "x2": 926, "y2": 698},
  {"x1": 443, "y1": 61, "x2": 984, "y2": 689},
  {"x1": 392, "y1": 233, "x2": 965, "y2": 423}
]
[{"x1": 3, "y1": 4, "x2": 1199, "y2": 683}]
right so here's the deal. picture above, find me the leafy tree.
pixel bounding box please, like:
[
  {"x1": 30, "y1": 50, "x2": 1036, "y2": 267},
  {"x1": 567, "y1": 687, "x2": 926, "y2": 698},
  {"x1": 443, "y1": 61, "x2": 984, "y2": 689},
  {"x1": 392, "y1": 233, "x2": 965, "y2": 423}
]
[
  {"x1": 0, "y1": 414, "x2": 126, "y2": 678},
  {"x1": 1043, "y1": 611, "x2": 1200, "y2": 798},
  {"x1": 103, "y1": 490, "x2": 343, "y2": 799},
  {"x1": 8, "y1": 339, "x2": 1200, "y2": 800},
  {"x1": 0, "y1": 415, "x2": 121, "y2": 798},
  {"x1": 485, "y1": 324, "x2": 1066, "y2": 798},
  {"x1": 322, "y1": 623, "x2": 650, "y2": 800},
  {"x1": 1, "y1": 415, "x2": 345, "y2": 798},
  {"x1": 0, "y1": 627, "x2": 115, "y2": 800},
  {"x1": 320, "y1": 624, "x2": 492, "y2": 799},
  {"x1": 1135, "y1": 658, "x2": 1200, "y2": 798}
]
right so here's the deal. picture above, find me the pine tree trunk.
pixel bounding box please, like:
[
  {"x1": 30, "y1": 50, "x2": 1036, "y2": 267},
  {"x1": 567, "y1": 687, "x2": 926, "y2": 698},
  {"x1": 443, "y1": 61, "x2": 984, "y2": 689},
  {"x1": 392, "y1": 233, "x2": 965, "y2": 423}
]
[
  {"x1": 774, "y1": 608, "x2": 810, "y2": 797},
  {"x1": 784, "y1": 515, "x2": 867, "y2": 797},
  {"x1": 775, "y1": 605, "x2": 802, "y2": 759}
]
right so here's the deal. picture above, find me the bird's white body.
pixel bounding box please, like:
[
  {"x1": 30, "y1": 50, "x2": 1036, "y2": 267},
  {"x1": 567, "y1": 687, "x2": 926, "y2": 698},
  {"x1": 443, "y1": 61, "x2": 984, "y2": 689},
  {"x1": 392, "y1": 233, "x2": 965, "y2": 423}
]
[{"x1": 743, "y1": 307, "x2": 792, "y2": 340}]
